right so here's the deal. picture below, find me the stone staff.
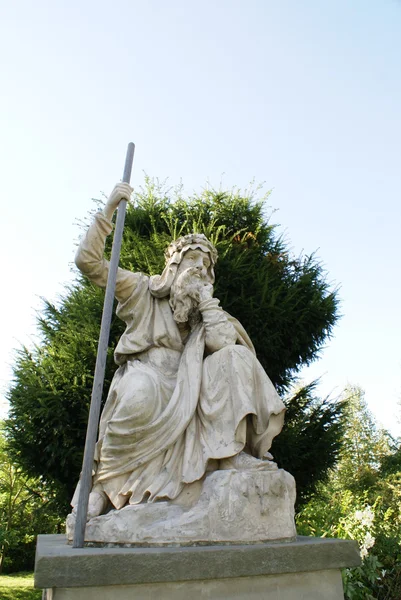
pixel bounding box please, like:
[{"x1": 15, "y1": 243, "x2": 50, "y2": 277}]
[{"x1": 73, "y1": 142, "x2": 135, "y2": 548}]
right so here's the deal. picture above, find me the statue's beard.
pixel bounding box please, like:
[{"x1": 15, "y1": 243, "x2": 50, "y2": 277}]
[{"x1": 169, "y1": 269, "x2": 202, "y2": 328}]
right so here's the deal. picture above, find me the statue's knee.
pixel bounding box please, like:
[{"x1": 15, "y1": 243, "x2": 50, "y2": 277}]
[
  {"x1": 217, "y1": 344, "x2": 251, "y2": 361},
  {"x1": 115, "y1": 372, "x2": 156, "y2": 422}
]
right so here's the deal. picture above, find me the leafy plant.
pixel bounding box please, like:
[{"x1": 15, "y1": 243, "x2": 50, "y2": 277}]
[{"x1": 297, "y1": 386, "x2": 401, "y2": 600}]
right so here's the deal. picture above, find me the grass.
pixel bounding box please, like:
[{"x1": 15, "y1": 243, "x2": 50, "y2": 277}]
[{"x1": 0, "y1": 572, "x2": 41, "y2": 599}]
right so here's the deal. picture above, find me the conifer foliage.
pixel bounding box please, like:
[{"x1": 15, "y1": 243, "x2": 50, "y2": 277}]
[{"x1": 6, "y1": 179, "x2": 342, "y2": 508}]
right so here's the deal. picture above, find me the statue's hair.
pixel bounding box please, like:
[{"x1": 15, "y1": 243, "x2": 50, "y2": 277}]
[
  {"x1": 164, "y1": 233, "x2": 218, "y2": 264},
  {"x1": 149, "y1": 233, "x2": 217, "y2": 298}
]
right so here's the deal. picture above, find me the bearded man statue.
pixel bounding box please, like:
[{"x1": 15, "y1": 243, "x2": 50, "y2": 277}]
[{"x1": 71, "y1": 183, "x2": 288, "y2": 529}]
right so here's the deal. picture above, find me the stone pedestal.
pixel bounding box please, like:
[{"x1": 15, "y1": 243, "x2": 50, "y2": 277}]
[{"x1": 35, "y1": 535, "x2": 360, "y2": 599}]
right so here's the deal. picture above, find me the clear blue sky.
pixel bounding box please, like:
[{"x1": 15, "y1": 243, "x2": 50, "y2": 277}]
[{"x1": 1, "y1": 0, "x2": 400, "y2": 435}]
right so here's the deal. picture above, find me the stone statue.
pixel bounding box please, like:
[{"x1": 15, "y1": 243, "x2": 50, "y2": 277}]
[{"x1": 68, "y1": 183, "x2": 296, "y2": 544}]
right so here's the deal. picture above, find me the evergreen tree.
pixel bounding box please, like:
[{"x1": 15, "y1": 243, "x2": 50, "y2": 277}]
[
  {"x1": 271, "y1": 382, "x2": 346, "y2": 504},
  {"x1": 334, "y1": 386, "x2": 392, "y2": 492},
  {"x1": 6, "y1": 179, "x2": 343, "y2": 509}
]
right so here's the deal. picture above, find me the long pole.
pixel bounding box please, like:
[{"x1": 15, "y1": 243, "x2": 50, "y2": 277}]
[{"x1": 73, "y1": 142, "x2": 135, "y2": 548}]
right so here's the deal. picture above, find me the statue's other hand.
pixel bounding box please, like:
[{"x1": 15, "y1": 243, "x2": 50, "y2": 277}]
[
  {"x1": 187, "y1": 280, "x2": 213, "y2": 304},
  {"x1": 197, "y1": 282, "x2": 213, "y2": 303},
  {"x1": 104, "y1": 182, "x2": 133, "y2": 218}
]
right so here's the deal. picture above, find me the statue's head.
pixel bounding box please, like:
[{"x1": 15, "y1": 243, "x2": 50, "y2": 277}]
[{"x1": 149, "y1": 233, "x2": 217, "y2": 299}]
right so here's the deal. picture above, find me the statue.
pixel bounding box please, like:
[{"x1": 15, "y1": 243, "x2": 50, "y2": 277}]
[{"x1": 69, "y1": 183, "x2": 296, "y2": 544}]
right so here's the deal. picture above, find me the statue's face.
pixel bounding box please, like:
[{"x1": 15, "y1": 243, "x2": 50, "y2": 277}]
[{"x1": 176, "y1": 248, "x2": 213, "y2": 283}]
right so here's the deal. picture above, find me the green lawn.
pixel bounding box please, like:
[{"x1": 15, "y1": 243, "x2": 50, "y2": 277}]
[{"x1": 0, "y1": 572, "x2": 41, "y2": 600}]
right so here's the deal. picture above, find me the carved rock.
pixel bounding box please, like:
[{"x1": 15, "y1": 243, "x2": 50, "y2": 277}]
[{"x1": 67, "y1": 468, "x2": 296, "y2": 546}]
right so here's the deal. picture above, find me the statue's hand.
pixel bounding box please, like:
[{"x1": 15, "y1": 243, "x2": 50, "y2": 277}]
[
  {"x1": 103, "y1": 183, "x2": 133, "y2": 219},
  {"x1": 197, "y1": 282, "x2": 213, "y2": 303},
  {"x1": 187, "y1": 279, "x2": 213, "y2": 304}
]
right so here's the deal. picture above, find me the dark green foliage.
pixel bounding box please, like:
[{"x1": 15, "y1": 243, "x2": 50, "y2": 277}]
[
  {"x1": 380, "y1": 446, "x2": 401, "y2": 477},
  {"x1": 0, "y1": 427, "x2": 63, "y2": 573},
  {"x1": 6, "y1": 284, "x2": 121, "y2": 510},
  {"x1": 6, "y1": 178, "x2": 341, "y2": 509},
  {"x1": 271, "y1": 382, "x2": 346, "y2": 505}
]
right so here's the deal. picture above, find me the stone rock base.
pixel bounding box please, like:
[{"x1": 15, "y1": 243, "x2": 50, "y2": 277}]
[{"x1": 66, "y1": 468, "x2": 296, "y2": 545}]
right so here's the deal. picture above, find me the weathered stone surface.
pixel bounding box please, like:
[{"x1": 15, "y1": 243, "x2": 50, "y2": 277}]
[
  {"x1": 35, "y1": 534, "x2": 360, "y2": 590},
  {"x1": 67, "y1": 468, "x2": 296, "y2": 545},
  {"x1": 42, "y1": 569, "x2": 345, "y2": 600}
]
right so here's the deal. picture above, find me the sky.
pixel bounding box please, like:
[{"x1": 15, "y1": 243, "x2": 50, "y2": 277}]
[{"x1": 1, "y1": 0, "x2": 401, "y2": 436}]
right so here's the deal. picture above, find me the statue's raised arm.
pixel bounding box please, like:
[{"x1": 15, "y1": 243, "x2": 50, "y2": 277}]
[{"x1": 75, "y1": 183, "x2": 136, "y2": 303}]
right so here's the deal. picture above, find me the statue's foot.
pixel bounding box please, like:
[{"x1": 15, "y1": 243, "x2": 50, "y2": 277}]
[
  {"x1": 87, "y1": 488, "x2": 108, "y2": 520},
  {"x1": 219, "y1": 451, "x2": 278, "y2": 471}
]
